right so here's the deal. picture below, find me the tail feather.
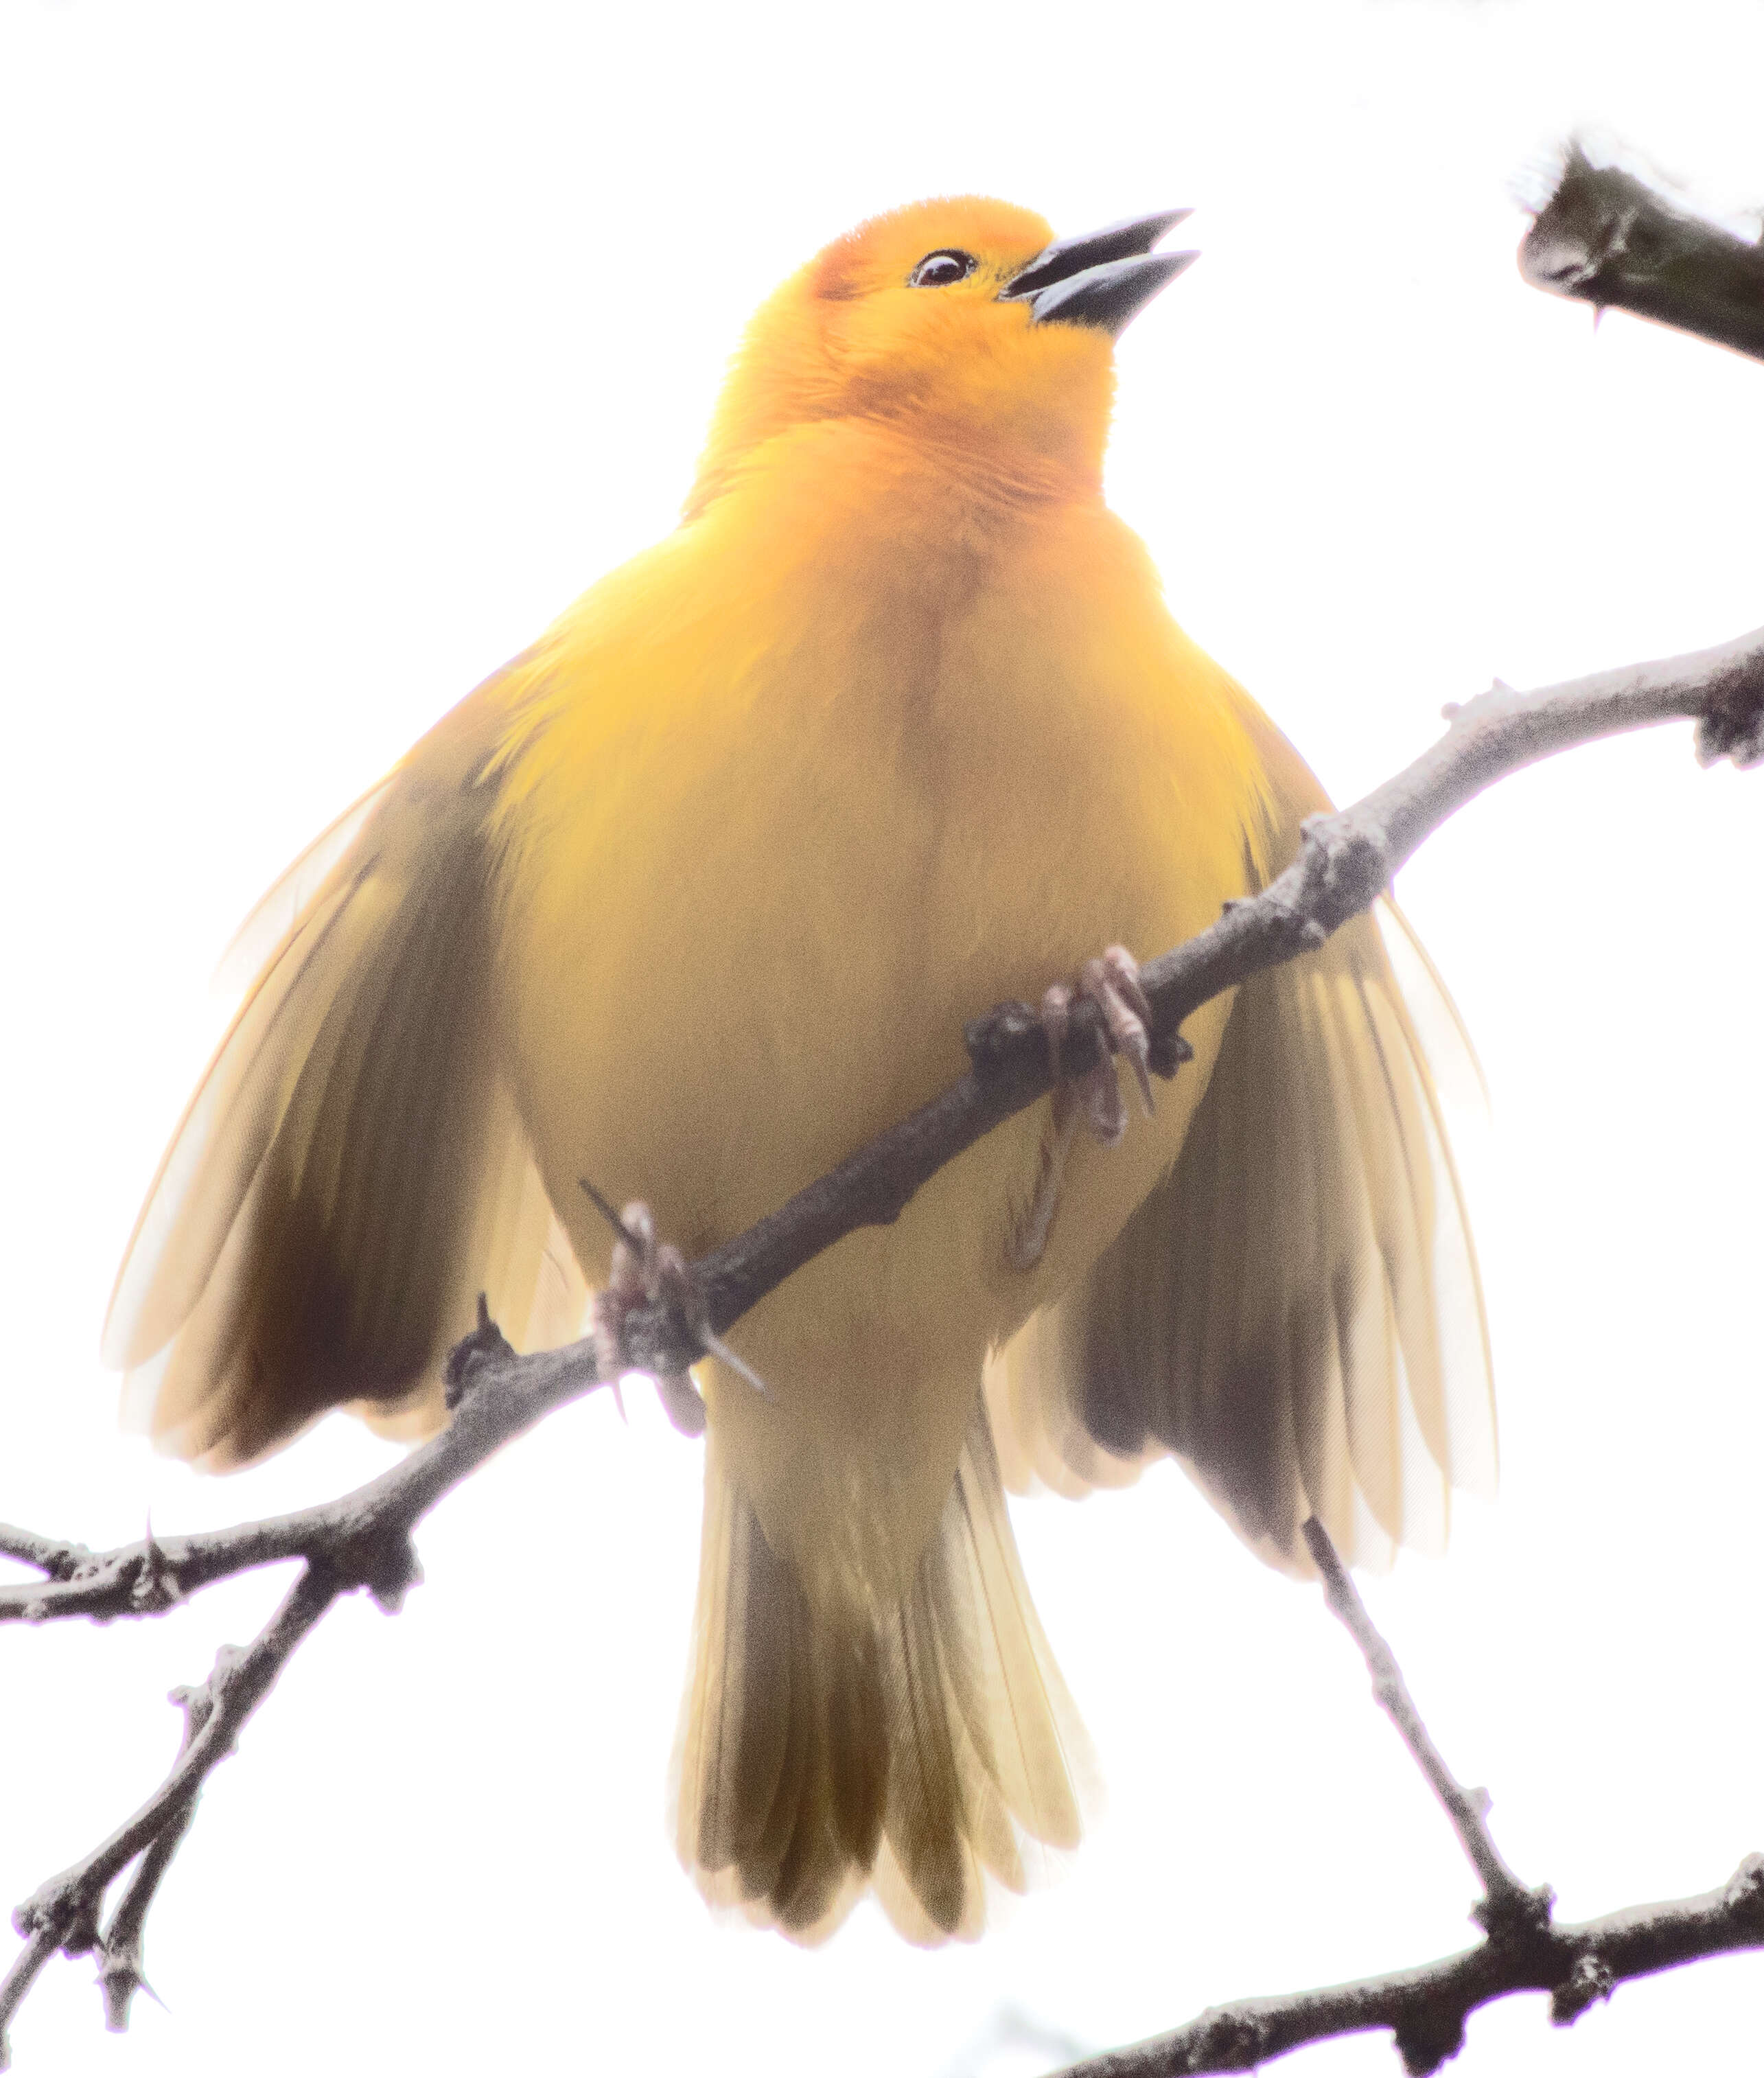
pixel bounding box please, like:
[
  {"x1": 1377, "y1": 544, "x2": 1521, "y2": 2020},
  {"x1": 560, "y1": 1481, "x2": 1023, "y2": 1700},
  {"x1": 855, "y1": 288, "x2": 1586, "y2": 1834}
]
[
  {"x1": 883, "y1": 1566, "x2": 978, "y2": 1935},
  {"x1": 936, "y1": 1422, "x2": 1084, "y2": 1858},
  {"x1": 680, "y1": 1469, "x2": 879, "y2": 1935},
  {"x1": 675, "y1": 1398, "x2": 1091, "y2": 1944}
]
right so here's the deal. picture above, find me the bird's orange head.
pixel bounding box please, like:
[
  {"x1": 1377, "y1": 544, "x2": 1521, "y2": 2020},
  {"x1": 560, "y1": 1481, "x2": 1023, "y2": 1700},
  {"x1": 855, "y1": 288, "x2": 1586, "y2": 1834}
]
[{"x1": 685, "y1": 198, "x2": 1196, "y2": 515}]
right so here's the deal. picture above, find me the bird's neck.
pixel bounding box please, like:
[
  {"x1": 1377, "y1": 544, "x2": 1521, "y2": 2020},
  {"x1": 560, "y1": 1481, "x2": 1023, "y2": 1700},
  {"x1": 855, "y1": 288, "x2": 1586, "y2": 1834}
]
[{"x1": 684, "y1": 412, "x2": 1106, "y2": 551}]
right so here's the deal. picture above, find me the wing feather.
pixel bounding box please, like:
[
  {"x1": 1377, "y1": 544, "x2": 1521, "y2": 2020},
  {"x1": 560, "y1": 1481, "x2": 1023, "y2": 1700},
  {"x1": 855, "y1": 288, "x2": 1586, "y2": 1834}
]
[
  {"x1": 105, "y1": 704, "x2": 585, "y2": 1469},
  {"x1": 986, "y1": 696, "x2": 1495, "y2": 1573}
]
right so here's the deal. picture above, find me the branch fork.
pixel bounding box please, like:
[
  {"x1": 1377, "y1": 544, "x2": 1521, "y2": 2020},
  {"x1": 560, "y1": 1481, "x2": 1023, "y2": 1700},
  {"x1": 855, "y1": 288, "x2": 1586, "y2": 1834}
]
[{"x1": 1060, "y1": 1526, "x2": 1764, "y2": 2078}]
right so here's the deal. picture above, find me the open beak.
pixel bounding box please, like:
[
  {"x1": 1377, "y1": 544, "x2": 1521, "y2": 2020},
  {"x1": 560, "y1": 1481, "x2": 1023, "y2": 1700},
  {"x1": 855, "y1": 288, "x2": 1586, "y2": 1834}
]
[{"x1": 999, "y1": 208, "x2": 1198, "y2": 336}]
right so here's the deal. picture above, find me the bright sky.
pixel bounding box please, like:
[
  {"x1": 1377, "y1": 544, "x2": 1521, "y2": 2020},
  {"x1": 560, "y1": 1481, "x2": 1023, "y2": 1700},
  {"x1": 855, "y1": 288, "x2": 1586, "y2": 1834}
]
[{"x1": 2, "y1": 3, "x2": 1761, "y2": 2075}]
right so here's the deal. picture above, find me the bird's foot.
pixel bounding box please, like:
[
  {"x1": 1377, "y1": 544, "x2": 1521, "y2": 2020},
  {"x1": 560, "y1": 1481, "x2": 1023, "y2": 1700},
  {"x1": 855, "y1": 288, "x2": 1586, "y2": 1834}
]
[
  {"x1": 585, "y1": 1193, "x2": 771, "y2": 1433},
  {"x1": 1007, "y1": 945, "x2": 1154, "y2": 1273},
  {"x1": 1043, "y1": 945, "x2": 1156, "y2": 1145},
  {"x1": 589, "y1": 1200, "x2": 709, "y2": 1437}
]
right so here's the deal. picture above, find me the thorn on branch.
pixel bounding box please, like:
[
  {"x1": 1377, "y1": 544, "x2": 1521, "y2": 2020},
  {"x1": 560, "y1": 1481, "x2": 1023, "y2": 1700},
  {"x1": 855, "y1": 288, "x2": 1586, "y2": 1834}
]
[
  {"x1": 128, "y1": 1522, "x2": 184, "y2": 1617},
  {"x1": 97, "y1": 1945, "x2": 163, "y2": 2035},
  {"x1": 577, "y1": 1177, "x2": 645, "y2": 1255},
  {"x1": 444, "y1": 1294, "x2": 515, "y2": 1411}
]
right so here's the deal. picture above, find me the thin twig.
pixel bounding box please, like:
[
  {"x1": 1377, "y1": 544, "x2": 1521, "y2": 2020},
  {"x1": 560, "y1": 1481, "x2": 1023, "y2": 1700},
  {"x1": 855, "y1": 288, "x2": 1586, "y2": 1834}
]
[
  {"x1": 0, "y1": 1530, "x2": 90, "y2": 1582},
  {"x1": 1520, "y1": 143, "x2": 1764, "y2": 365},
  {"x1": 8, "y1": 1565, "x2": 338, "y2": 2044},
  {"x1": 1300, "y1": 1519, "x2": 1548, "y2": 1938},
  {"x1": 0, "y1": 1328, "x2": 601, "y2": 1628},
  {"x1": 95, "y1": 1812, "x2": 189, "y2": 2034},
  {"x1": 0, "y1": 1928, "x2": 58, "y2": 2075},
  {"x1": 95, "y1": 1677, "x2": 220, "y2": 2032}
]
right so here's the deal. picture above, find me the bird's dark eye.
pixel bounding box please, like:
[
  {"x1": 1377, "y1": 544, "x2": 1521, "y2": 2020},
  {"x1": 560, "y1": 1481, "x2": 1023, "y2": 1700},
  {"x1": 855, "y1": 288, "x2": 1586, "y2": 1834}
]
[{"x1": 908, "y1": 249, "x2": 977, "y2": 289}]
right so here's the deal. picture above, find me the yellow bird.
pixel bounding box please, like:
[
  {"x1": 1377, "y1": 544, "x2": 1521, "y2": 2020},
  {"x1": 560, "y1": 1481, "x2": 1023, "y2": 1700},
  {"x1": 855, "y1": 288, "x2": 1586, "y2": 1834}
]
[{"x1": 105, "y1": 198, "x2": 1494, "y2": 1946}]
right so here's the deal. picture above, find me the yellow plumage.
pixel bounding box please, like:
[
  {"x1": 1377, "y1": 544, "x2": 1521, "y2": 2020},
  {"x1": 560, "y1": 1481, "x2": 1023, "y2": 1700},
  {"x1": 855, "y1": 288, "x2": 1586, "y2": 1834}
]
[{"x1": 104, "y1": 196, "x2": 1494, "y2": 1943}]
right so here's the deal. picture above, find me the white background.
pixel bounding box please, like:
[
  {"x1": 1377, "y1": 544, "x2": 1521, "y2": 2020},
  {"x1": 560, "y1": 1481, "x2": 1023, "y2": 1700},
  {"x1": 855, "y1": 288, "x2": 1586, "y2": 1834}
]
[{"x1": 2, "y1": 3, "x2": 1761, "y2": 2074}]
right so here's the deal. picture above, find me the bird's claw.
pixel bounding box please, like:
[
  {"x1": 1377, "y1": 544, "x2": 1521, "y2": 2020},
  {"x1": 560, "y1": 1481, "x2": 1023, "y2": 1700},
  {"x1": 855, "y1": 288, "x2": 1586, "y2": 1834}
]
[
  {"x1": 590, "y1": 1199, "x2": 709, "y2": 1436},
  {"x1": 1044, "y1": 943, "x2": 1155, "y2": 1146},
  {"x1": 1010, "y1": 945, "x2": 1157, "y2": 1273},
  {"x1": 1090, "y1": 945, "x2": 1157, "y2": 1118},
  {"x1": 588, "y1": 1196, "x2": 769, "y2": 1433}
]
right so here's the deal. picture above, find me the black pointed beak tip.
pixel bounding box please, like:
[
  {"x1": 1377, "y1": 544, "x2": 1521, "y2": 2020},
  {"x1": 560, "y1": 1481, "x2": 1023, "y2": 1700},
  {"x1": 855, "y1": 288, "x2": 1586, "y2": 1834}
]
[
  {"x1": 1142, "y1": 205, "x2": 1195, "y2": 242},
  {"x1": 1014, "y1": 246, "x2": 1200, "y2": 338},
  {"x1": 999, "y1": 208, "x2": 1193, "y2": 301}
]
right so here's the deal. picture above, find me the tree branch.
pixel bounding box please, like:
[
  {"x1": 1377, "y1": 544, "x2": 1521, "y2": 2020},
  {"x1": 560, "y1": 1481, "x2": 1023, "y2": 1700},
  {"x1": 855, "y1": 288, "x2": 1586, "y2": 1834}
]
[
  {"x1": 3, "y1": 625, "x2": 1761, "y2": 2061},
  {"x1": 0, "y1": 1529, "x2": 92, "y2": 1580},
  {"x1": 1055, "y1": 1859, "x2": 1764, "y2": 2078},
  {"x1": 1300, "y1": 1521, "x2": 1547, "y2": 1941},
  {"x1": 1, "y1": 1565, "x2": 338, "y2": 2070},
  {"x1": 96, "y1": 1661, "x2": 242, "y2": 2030},
  {"x1": 0, "y1": 1313, "x2": 587, "y2": 1628},
  {"x1": 1055, "y1": 1524, "x2": 1764, "y2": 2077},
  {"x1": 0, "y1": 1932, "x2": 56, "y2": 2077},
  {"x1": 1520, "y1": 143, "x2": 1764, "y2": 364}
]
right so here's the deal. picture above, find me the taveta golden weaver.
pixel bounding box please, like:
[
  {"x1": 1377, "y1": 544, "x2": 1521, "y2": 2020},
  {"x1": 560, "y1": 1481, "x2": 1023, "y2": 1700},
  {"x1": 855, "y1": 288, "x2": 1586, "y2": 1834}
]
[{"x1": 106, "y1": 198, "x2": 1494, "y2": 1945}]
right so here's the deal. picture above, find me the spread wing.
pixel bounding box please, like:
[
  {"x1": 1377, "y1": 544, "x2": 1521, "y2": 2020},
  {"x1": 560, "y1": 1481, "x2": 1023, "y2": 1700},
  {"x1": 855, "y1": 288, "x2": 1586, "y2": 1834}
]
[
  {"x1": 104, "y1": 700, "x2": 586, "y2": 1470},
  {"x1": 986, "y1": 712, "x2": 1495, "y2": 1573}
]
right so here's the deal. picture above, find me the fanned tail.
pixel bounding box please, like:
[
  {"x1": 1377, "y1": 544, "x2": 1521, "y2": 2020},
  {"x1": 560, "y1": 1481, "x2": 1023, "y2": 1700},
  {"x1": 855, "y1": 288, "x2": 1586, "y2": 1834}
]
[{"x1": 673, "y1": 1398, "x2": 1092, "y2": 1943}]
